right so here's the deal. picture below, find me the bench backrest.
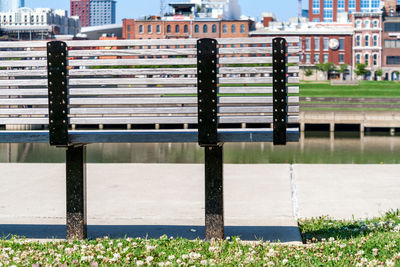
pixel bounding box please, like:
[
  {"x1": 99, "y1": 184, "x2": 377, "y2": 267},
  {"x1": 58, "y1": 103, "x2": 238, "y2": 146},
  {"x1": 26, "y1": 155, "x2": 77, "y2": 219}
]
[{"x1": 0, "y1": 37, "x2": 299, "y2": 144}]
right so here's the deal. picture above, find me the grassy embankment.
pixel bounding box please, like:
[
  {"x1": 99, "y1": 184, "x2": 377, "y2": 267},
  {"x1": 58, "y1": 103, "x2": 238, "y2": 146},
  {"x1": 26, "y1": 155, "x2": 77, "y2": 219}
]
[
  {"x1": 1, "y1": 211, "x2": 400, "y2": 265},
  {"x1": 300, "y1": 81, "x2": 400, "y2": 111}
]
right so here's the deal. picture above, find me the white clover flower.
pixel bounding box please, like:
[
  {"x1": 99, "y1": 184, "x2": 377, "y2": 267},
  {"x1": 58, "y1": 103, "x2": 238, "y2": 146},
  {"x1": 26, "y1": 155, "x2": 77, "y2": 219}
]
[
  {"x1": 189, "y1": 252, "x2": 201, "y2": 260},
  {"x1": 372, "y1": 248, "x2": 378, "y2": 256},
  {"x1": 356, "y1": 250, "x2": 364, "y2": 256},
  {"x1": 328, "y1": 237, "x2": 335, "y2": 242},
  {"x1": 97, "y1": 255, "x2": 104, "y2": 259},
  {"x1": 113, "y1": 253, "x2": 121, "y2": 260},
  {"x1": 176, "y1": 259, "x2": 182, "y2": 264},
  {"x1": 200, "y1": 260, "x2": 207, "y2": 265},
  {"x1": 146, "y1": 245, "x2": 157, "y2": 252},
  {"x1": 182, "y1": 254, "x2": 189, "y2": 260},
  {"x1": 168, "y1": 255, "x2": 175, "y2": 260},
  {"x1": 282, "y1": 259, "x2": 289, "y2": 265},
  {"x1": 81, "y1": 255, "x2": 88, "y2": 262},
  {"x1": 146, "y1": 256, "x2": 154, "y2": 264},
  {"x1": 136, "y1": 260, "x2": 144, "y2": 266},
  {"x1": 117, "y1": 242, "x2": 123, "y2": 248},
  {"x1": 267, "y1": 261, "x2": 275, "y2": 266},
  {"x1": 386, "y1": 259, "x2": 395, "y2": 267}
]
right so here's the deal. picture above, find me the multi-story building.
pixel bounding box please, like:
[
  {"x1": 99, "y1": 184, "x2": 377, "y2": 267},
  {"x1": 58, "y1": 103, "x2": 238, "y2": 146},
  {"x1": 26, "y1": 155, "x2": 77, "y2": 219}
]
[
  {"x1": 309, "y1": 0, "x2": 384, "y2": 22},
  {"x1": 352, "y1": 12, "x2": 383, "y2": 79},
  {"x1": 251, "y1": 17, "x2": 354, "y2": 80},
  {"x1": 382, "y1": 3, "x2": 400, "y2": 80},
  {"x1": 0, "y1": 7, "x2": 81, "y2": 39},
  {"x1": 89, "y1": 0, "x2": 116, "y2": 26},
  {"x1": 71, "y1": 0, "x2": 115, "y2": 27},
  {"x1": 123, "y1": 2, "x2": 252, "y2": 40},
  {"x1": 0, "y1": 0, "x2": 24, "y2": 12}
]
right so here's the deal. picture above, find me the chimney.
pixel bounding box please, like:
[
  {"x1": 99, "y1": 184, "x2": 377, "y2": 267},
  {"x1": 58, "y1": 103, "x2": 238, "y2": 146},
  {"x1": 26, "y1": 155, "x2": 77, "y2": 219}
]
[{"x1": 262, "y1": 12, "x2": 276, "y2": 27}]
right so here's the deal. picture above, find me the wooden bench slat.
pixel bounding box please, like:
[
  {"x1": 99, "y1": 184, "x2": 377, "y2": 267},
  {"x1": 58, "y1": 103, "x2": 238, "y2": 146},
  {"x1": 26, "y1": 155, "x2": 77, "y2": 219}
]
[
  {"x1": 0, "y1": 51, "x2": 47, "y2": 58},
  {"x1": 219, "y1": 47, "x2": 300, "y2": 54},
  {"x1": 0, "y1": 108, "x2": 48, "y2": 115},
  {"x1": 69, "y1": 48, "x2": 197, "y2": 57},
  {"x1": 219, "y1": 77, "x2": 299, "y2": 84},
  {"x1": 219, "y1": 66, "x2": 299, "y2": 74},
  {"x1": 219, "y1": 56, "x2": 299, "y2": 64},
  {"x1": 0, "y1": 98, "x2": 48, "y2": 105},
  {"x1": 69, "y1": 68, "x2": 197, "y2": 76},
  {"x1": 219, "y1": 86, "x2": 299, "y2": 94},
  {"x1": 0, "y1": 60, "x2": 47, "y2": 67},
  {"x1": 0, "y1": 70, "x2": 47, "y2": 77},
  {"x1": 217, "y1": 37, "x2": 300, "y2": 44},
  {"x1": 0, "y1": 89, "x2": 48, "y2": 96},
  {"x1": 0, "y1": 117, "x2": 48, "y2": 124},
  {"x1": 69, "y1": 87, "x2": 198, "y2": 96},
  {"x1": 0, "y1": 79, "x2": 47, "y2": 86},
  {"x1": 69, "y1": 77, "x2": 197, "y2": 86},
  {"x1": 69, "y1": 58, "x2": 197, "y2": 66},
  {"x1": 69, "y1": 106, "x2": 299, "y2": 115}
]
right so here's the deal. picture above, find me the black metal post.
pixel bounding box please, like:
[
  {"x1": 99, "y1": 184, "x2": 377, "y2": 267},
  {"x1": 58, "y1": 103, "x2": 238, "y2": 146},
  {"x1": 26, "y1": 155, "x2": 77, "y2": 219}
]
[
  {"x1": 205, "y1": 145, "x2": 224, "y2": 240},
  {"x1": 197, "y1": 38, "x2": 224, "y2": 240},
  {"x1": 272, "y1": 37, "x2": 288, "y2": 145},
  {"x1": 66, "y1": 145, "x2": 87, "y2": 240}
]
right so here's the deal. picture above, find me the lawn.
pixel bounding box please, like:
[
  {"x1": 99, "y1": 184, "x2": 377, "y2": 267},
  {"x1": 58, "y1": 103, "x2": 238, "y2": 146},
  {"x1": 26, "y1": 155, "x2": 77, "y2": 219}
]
[
  {"x1": 300, "y1": 81, "x2": 400, "y2": 98},
  {"x1": 1, "y1": 211, "x2": 400, "y2": 266}
]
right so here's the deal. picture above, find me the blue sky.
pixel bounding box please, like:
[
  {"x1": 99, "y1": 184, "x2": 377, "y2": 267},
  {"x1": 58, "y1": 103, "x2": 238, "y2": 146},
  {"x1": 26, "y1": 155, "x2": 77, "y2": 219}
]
[{"x1": 26, "y1": 0, "x2": 304, "y2": 23}]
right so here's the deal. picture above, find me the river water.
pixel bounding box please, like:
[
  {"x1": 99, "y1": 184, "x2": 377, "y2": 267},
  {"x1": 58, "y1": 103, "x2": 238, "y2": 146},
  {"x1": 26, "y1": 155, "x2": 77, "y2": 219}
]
[{"x1": 1, "y1": 132, "x2": 399, "y2": 164}]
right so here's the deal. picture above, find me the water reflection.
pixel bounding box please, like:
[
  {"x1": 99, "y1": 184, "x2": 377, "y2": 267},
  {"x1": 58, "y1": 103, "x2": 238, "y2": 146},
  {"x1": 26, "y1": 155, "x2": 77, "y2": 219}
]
[{"x1": 1, "y1": 132, "x2": 399, "y2": 164}]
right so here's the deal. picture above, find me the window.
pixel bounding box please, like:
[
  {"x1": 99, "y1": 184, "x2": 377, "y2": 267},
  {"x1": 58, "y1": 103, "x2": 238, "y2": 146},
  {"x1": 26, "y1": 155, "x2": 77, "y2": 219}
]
[
  {"x1": 365, "y1": 54, "x2": 369, "y2": 65},
  {"x1": 127, "y1": 25, "x2": 131, "y2": 32},
  {"x1": 223, "y1": 24, "x2": 227, "y2": 33},
  {"x1": 167, "y1": 25, "x2": 171, "y2": 33},
  {"x1": 147, "y1": 25, "x2": 152, "y2": 33},
  {"x1": 356, "y1": 35, "x2": 361, "y2": 46},
  {"x1": 195, "y1": 24, "x2": 199, "y2": 33},
  {"x1": 373, "y1": 54, "x2": 378, "y2": 66},
  {"x1": 384, "y1": 39, "x2": 400, "y2": 48},
  {"x1": 139, "y1": 24, "x2": 143, "y2": 33},
  {"x1": 323, "y1": 38, "x2": 328, "y2": 50},
  {"x1": 156, "y1": 25, "x2": 161, "y2": 33},
  {"x1": 339, "y1": 38, "x2": 344, "y2": 50},
  {"x1": 387, "y1": 56, "x2": 400, "y2": 65},
  {"x1": 356, "y1": 54, "x2": 361, "y2": 64},
  {"x1": 373, "y1": 35, "x2": 378, "y2": 46},
  {"x1": 305, "y1": 38, "x2": 311, "y2": 51},
  {"x1": 240, "y1": 24, "x2": 245, "y2": 33},
  {"x1": 184, "y1": 25, "x2": 188, "y2": 33},
  {"x1": 365, "y1": 35, "x2": 369, "y2": 46},
  {"x1": 339, "y1": 54, "x2": 344, "y2": 63},
  {"x1": 203, "y1": 24, "x2": 208, "y2": 33},
  {"x1": 305, "y1": 54, "x2": 311, "y2": 63},
  {"x1": 349, "y1": 0, "x2": 356, "y2": 9},
  {"x1": 231, "y1": 24, "x2": 236, "y2": 33},
  {"x1": 356, "y1": 20, "x2": 362, "y2": 29},
  {"x1": 314, "y1": 53, "x2": 320, "y2": 63},
  {"x1": 323, "y1": 54, "x2": 328, "y2": 63},
  {"x1": 338, "y1": 0, "x2": 345, "y2": 10},
  {"x1": 384, "y1": 23, "x2": 400, "y2": 32},
  {"x1": 175, "y1": 25, "x2": 179, "y2": 33},
  {"x1": 127, "y1": 33, "x2": 131, "y2": 39},
  {"x1": 312, "y1": 0, "x2": 320, "y2": 14},
  {"x1": 323, "y1": 9, "x2": 333, "y2": 21},
  {"x1": 364, "y1": 20, "x2": 370, "y2": 28},
  {"x1": 314, "y1": 37, "x2": 320, "y2": 50},
  {"x1": 373, "y1": 20, "x2": 379, "y2": 28},
  {"x1": 212, "y1": 24, "x2": 217, "y2": 33},
  {"x1": 324, "y1": 0, "x2": 333, "y2": 8}
]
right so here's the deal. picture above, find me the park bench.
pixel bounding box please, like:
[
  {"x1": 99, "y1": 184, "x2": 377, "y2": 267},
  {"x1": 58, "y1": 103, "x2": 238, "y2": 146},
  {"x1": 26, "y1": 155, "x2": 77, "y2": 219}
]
[{"x1": 0, "y1": 37, "x2": 300, "y2": 240}]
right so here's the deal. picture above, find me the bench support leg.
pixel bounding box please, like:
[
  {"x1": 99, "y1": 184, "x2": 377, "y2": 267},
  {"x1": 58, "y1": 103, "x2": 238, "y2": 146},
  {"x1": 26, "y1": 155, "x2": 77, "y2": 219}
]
[
  {"x1": 66, "y1": 145, "x2": 87, "y2": 240},
  {"x1": 205, "y1": 145, "x2": 224, "y2": 240}
]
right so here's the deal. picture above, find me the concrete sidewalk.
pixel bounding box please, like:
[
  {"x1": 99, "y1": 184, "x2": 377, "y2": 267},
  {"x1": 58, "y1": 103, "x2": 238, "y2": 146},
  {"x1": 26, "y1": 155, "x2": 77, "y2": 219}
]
[
  {"x1": 0, "y1": 164, "x2": 300, "y2": 242},
  {"x1": 0, "y1": 163, "x2": 399, "y2": 242}
]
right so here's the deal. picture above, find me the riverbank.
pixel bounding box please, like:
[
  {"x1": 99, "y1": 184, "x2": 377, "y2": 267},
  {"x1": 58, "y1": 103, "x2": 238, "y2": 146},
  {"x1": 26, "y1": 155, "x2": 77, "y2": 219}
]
[{"x1": 1, "y1": 164, "x2": 399, "y2": 242}]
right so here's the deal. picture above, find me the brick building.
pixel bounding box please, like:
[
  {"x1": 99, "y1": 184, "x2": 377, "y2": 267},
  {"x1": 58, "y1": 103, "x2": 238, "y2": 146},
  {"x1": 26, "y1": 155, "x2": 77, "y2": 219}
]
[
  {"x1": 382, "y1": 7, "x2": 400, "y2": 80},
  {"x1": 122, "y1": 18, "x2": 251, "y2": 40},
  {"x1": 71, "y1": 0, "x2": 90, "y2": 27},
  {"x1": 309, "y1": 0, "x2": 383, "y2": 22},
  {"x1": 71, "y1": 0, "x2": 116, "y2": 27},
  {"x1": 251, "y1": 17, "x2": 353, "y2": 80},
  {"x1": 352, "y1": 12, "x2": 383, "y2": 79}
]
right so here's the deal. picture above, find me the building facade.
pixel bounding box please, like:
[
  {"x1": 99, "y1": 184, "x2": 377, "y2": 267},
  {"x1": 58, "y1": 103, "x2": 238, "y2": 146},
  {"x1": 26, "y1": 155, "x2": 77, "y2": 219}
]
[
  {"x1": 309, "y1": 0, "x2": 383, "y2": 22},
  {"x1": 382, "y1": 14, "x2": 400, "y2": 80},
  {"x1": 123, "y1": 18, "x2": 251, "y2": 40},
  {"x1": 0, "y1": 0, "x2": 24, "y2": 12},
  {"x1": 71, "y1": 0, "x2": 115, "y2": 27},
  {"x1": 352, "y1": 12, "x2": 383, "y2": 79},
  {"x1": 0, "y1": 7, "x2": 81, "y2": 39},
  {"x1": 251, "y1": 17, "x2": 353, "y2": 80}
]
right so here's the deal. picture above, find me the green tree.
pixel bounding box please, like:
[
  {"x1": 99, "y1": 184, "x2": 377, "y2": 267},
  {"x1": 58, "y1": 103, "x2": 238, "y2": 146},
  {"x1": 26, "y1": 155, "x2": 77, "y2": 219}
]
[
  {"x1": 339, "y1": 64, "x2": 348, "y2": 74},
  {"x1": 304, "y1": 67, "x2": 313, "y2": 77},
  {"x1": 354, "y1": 63, "x2": 369, "y2": 78},
  {"x1": 375, "y1": 69, "x2": 383, "y2": 78},
  {"x1": 316, "y1": 62, "x2": 336, "y2": 79}
]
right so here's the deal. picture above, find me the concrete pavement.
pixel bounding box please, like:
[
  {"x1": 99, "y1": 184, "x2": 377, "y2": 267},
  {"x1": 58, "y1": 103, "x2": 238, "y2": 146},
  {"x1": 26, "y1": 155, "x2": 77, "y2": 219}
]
[{"x1": 0, "y1": 163, "x2": 399, "y2": 242}]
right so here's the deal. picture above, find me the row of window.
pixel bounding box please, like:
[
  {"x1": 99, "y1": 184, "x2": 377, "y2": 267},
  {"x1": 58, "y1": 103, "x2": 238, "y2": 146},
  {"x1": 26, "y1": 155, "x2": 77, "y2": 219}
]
[
  {"x1": 355, "y1": 53, "x2": 379, "y2": 66},
  {"x1": 355, "y1": 35, "x2": 379, "y2": 47},
  {"x1": 304, "y1": 53, "x2": 345, "y2": 64},
  {"x1": 387, "y1": 56, "x2": 400, "y2": 65},
  {"x1": 355, "y1": 19, "x2": 379, "y2": 29},
  {"x1": 384, "y1": 40, "x2": 400, "y2": 49},
  {"x1": 135, "y1": 24, "x2": 246, "y2": 35},
  {"x1": 304, "y1": 37, "x2": 345, "y2": 51},
  {"x1": 384, "y1": 23, "x2": 400, "y2": 32}
]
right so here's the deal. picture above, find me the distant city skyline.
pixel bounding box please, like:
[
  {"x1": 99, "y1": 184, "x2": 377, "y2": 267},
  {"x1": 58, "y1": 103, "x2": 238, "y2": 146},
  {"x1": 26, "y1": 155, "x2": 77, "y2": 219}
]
[{"x1": 25, "y1": 0, "x2": 306, "y2": 24}]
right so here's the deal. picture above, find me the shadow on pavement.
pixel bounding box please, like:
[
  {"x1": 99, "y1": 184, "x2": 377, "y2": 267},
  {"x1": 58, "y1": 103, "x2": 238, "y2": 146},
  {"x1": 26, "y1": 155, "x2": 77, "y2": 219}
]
[{"x1": 0, "y1": 224, "x2": 301, "y2": 242}]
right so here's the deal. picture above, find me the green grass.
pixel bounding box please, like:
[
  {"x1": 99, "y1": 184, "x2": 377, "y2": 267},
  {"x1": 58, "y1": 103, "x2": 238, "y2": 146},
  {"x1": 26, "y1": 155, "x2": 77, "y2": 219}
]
[
  {"x1": 2, "y1": 212, "x2": 400, "y2": 266},
  {"x1": 301, "y1": 107, "x2": 399, "y2": 111},
  {"x1": 300, "y1": 81, "x2": 400, "y2": 98}
]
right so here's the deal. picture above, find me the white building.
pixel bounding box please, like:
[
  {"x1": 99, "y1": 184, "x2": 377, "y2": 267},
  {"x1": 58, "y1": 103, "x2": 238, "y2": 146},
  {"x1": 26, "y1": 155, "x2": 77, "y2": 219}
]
[
  {"x1": 0, "y1": 7, "x2": 80, "y2": 39},
  {"x1": 0, "y1": 0, "x2": 24, "y2": 12},
  {"x1": 190, "y1": 0, "x2": 241, "y2": 20}
]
